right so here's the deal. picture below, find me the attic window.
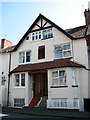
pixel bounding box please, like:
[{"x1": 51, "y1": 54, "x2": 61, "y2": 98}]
[
  {"x1": 26, "y1": 36, "x2": 29, "y2": 40},
  {"x1": 31, "y1": 28, "x2": 53, "y2": 41}
]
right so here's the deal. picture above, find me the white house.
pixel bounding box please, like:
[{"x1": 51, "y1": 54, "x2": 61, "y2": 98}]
[{"x1": 0, "y1": 3, "x2": 90, "y2": 112}]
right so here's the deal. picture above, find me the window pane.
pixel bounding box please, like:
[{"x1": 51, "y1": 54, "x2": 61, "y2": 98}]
[
  {"x1": 43, "y1": 30, "x2": 47, "y2": 39},
  {"x1": 72, "y1": 69, "x2": 76, "y2": 85},
  {"x1": 63, "y1": 51, "x2": 71, "y2": 57},
  {"x1": 48, "y1": 28, "x2": 53, "y2": 38},
  {"x1": 52, "y1": 78, "x2": 58, "y2": 86},
  {"x1": 59, "y1": 77, "x2": 66, "y2": 85},
  {"x1": 21, "y1": 74, "x2": 25, "y2": 86},
  {"x1": 15, "y1": 74, "x2": 19, "y2": 86},
  {"x1": 59, "y1": 71, "x2": 65, "y2": 77},
  {"x1": 26, "y1": 51, "x2": 30, "y2": 62},
  {"x1": 52, "y1": 71, "x2": 58, "y2": 77},
  {"x1": 19, "y1": 52, "x2": 25, "y2": 63}
]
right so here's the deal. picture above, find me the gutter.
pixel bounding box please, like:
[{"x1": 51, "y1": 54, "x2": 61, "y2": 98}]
[{"x1": 7, "y1": 52, "x2": 11, "y2": 106}]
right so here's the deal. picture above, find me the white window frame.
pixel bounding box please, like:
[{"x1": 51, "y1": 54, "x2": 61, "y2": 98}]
[
  {"x1": 54, "y1": 43, "x2": 71, "y2": 59},
  {"x1": 72, "y1": 69, "x2": 77, "y2": 86},
  {"x1": 15, "y1": 73, "x2": 25, "y2": 87},
  {"x1": 19, "y1": 51, "x2": 31, "y2": 64},
  {"x1": 52, "y1": 70, "x2": 66, "y2": 86},
  {"x1": 14, "y1": 98, "x2": 25, "y2": 107},
  {"x1": 31, "y1": 28, "x2": 53, "y2": 41},
  {"x1": 73, "y1": 98, "x2": 79, "y2": 109}
]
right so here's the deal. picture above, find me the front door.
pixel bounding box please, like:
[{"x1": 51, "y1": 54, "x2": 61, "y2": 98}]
[
  {"x1": 33, "y1": 74, "x2": 40, "y2": 97},
  {"x1": 33, "y1": 72, "x2": 48, "y2": 97}
]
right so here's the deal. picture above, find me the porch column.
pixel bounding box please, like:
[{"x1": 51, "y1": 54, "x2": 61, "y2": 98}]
[
  {"x1": 40, "y1": 74, "x2": 44, "y2": 97},
  {"x1": 25, "y1": 73, "x2": 29, "y2": 106}
]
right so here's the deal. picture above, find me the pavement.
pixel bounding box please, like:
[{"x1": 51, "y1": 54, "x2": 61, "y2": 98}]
[{"x1": 2, "y1": 106, "x2": 90, "y2": 119}]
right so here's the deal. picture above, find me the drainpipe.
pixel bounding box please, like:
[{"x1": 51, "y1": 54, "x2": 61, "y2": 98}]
[{"x1": 7, "y1": 52, "x2": 11, "y2": 106}]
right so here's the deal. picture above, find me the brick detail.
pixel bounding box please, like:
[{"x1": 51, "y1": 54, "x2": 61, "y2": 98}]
[{"x1": 1, "y1": 39, "x2": 13, "y2": 49}]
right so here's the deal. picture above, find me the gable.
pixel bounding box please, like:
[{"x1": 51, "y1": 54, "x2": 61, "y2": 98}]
[
  {"x1": 32, "y1": 19, "x2": 52, "y2": 31},
  {"x1": 13, "y1": 14, "x2": 74, "y2": 51}
]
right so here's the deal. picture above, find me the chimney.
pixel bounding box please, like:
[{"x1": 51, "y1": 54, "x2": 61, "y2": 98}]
[
  {"x1": 84, "y1": 1, "x2": 90, "y2": 26},
  {"x1": 1, "y1": 38, "x2": 13, "y2": 49}
]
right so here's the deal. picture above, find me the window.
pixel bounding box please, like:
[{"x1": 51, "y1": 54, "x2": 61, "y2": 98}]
[
  {"x1": 31, "y1": 28, "x2": 53, "y2": 41},
  {"x1": 26, "y1": 51, "x2": 30, "y2": 62},
  {"x1": 14, "y1": 99, "x2": 25, "y2": 107},
  {"x1": 19, "y1": 51, "x2": 31, "y2": 64},
  {"x1": 19, "y1": 52, "x2": 25, "y2": 63},
  {"x1": 26, "y1": 36, "x2": 29, "y2": 40},
  {"x1": 61, "y1": 99, "x2": 67, "y2": 108},
  {"x1": 72, "y1": 69, "x2": 77, "y2": 86},
  {"x1": 15, "y1": 74, "x2": 25, "y2": 87},
  {"x1": 38, "y1": 46, "x2": 45, "y2": 59},
  {"x1": 52, "y1": 70, "x2": 66, "y2": 86},
  {"x1": 73, "y1": 98, "x2": 79, "y2": 109},
  {"x1": 54, "y1": 44, "x2": 71, "y2": 59},
  {"x1": 15, "y1": 74, "x2": 19, "y2": 86},
  {"x1": 21, "y1": 74, "x2": 25, "y2": 86}
]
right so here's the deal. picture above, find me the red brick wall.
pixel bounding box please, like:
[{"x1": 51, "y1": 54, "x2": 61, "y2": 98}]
[
  {"x1": 84, "y1": 9, "x2": 90, "y2": 26},
  {"x1": 1, "y1": 39, "x2": 13, "y2": 49}
]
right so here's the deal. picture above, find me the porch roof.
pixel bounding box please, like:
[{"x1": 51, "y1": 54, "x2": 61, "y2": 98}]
[{"x1": 10, "y1": 59, "x2": 85, "y2": 74}]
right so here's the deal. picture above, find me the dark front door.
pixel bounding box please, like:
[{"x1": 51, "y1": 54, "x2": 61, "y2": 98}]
[
  {"x1": 33, "y1": 72, "x2": 48, "y2": 97},
  {"x1": 33, "y1": 74, "x2": 40, "y2": 97}
]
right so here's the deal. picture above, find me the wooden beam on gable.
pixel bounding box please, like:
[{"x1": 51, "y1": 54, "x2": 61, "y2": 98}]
[
  {"x1": 42, "y1": 22, "x2": 48, "y2": 28},
  {"x1": 36, "y1": 24, "x2": 41, "y2": 28},
  {"x1": 31, "y1": 25, "x2": 53, "y2": 33}
]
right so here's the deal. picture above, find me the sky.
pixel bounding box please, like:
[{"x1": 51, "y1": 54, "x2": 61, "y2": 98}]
[{"x1": 0, "y1": 0, "x2": 90, "y2": 45}]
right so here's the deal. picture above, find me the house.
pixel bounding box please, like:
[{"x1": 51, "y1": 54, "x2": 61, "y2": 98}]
[{"x1": 0, "y1": 2, "x2": 90, "y2": 112}]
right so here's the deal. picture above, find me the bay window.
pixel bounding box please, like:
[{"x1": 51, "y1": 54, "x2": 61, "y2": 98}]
[
  {"x1": 52, "y1": 70, "x2": 66, "y2": 86},
  {"x1": 55, "y1": 44, "x2": 71, "y2": 59}
]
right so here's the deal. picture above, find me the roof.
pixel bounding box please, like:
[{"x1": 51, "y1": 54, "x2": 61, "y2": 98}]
[
  {"x1": 11, "y1": 59, "x2": 85, "y2": 73},
  {"x1": 65, "y1": 25, "x2": 86, "y2": 39},
  {"x1": 0, "y1": 45, "x2": 16, "y2": 53},
  {"x1": 13, "y1": 14, "x2": 74, "y2": 51}
]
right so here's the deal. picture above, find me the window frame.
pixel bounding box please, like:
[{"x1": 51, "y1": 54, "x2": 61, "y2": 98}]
[
  {"x1": 19, "y1": 51, "x2": 31, "y2": 64},
  {"x1": 38, "y1": 45, "x2": 45, "y2": 59},
  {"x1": 52, "y1": 70, "x2": 66, "y2": 87},
  {"x1": 14, "y1": 98, "x2": 25, "y2": 107},
  {"x1": 72, "y1": 69, "x2": 77, "y2": 86},
  {"x1": 54, "y1": 43, "x2": 71, "y2": 59},
  {"x1": 15, "y1": 73, "x2": 25, "y2": 87},
  {"x1": 31, "y1": 28, "x2": 53, "y2": 41}
]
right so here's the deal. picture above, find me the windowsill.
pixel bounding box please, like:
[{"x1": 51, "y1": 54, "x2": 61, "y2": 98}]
[
  {"x1": 54, "y1": 56, "x2": 72, "y2": 60},
  {"x1": 50, "y1": 85, "x2": 68, "y2": 88},
  {"x1": 14, "y1": 87, "x2": 25, "y2": 89},
  {"x1": 31, "y1": 36, "x2": 53, "y2": 42},
  {"x1": 18, "y1": 62, "x2": 31, "y2": 65},
  {"x1": 72, "y1": 85, "x2": 78, "y2": 87},
  {"x1": 42, "y1": 36, "x2": 53, "y2": 40}
]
